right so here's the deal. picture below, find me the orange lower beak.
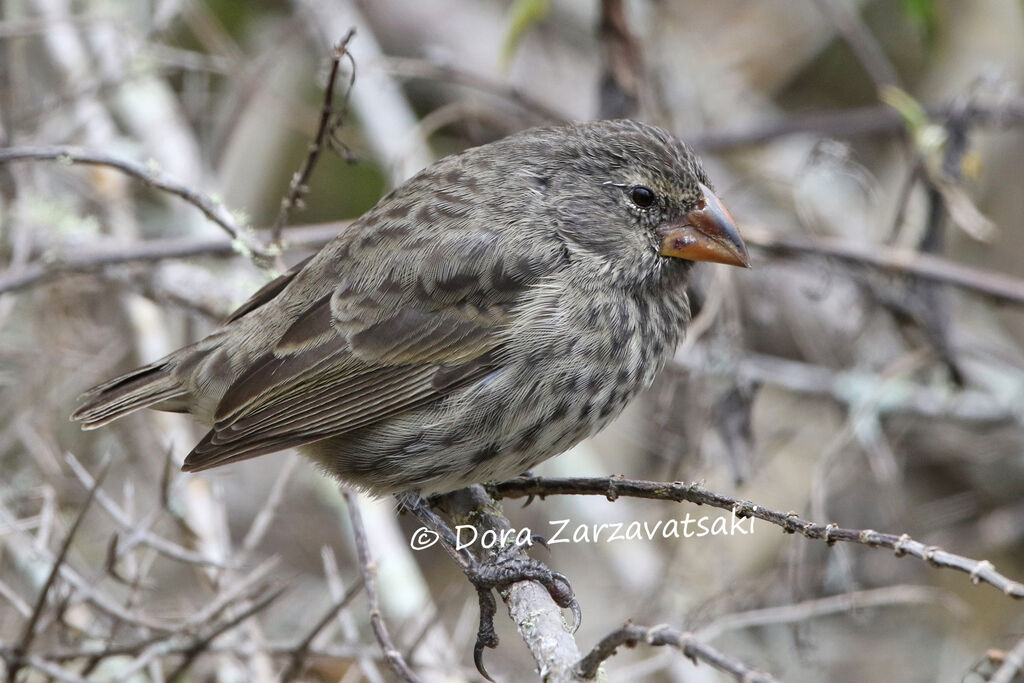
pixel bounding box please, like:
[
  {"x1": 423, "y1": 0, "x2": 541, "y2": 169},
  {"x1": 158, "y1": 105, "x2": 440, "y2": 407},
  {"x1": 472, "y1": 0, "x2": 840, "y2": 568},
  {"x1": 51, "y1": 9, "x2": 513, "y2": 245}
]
[{"x1": 657, "y1": 183, "x2": 750, "y2": 268}]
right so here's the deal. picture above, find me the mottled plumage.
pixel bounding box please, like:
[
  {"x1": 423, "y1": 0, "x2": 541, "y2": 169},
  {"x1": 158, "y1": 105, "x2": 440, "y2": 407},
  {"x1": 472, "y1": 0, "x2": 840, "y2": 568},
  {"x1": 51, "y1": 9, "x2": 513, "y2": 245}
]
[{"x1": 73, "y1": 119, "x2": 748, "y2": 495}]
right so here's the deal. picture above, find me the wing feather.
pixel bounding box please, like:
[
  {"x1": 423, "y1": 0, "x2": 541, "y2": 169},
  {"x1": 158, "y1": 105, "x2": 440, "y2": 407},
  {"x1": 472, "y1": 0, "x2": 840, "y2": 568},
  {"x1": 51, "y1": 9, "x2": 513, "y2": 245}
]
[{"x1": 181, "y1": 162, "x2": 567, "y2": 473}]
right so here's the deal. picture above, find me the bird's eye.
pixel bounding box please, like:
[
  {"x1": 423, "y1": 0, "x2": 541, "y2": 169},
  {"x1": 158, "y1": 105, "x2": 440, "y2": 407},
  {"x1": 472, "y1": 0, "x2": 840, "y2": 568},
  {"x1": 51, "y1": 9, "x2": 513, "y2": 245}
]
[{"x1": 629, "y1": 186, "x2": 656, "y2": 208}]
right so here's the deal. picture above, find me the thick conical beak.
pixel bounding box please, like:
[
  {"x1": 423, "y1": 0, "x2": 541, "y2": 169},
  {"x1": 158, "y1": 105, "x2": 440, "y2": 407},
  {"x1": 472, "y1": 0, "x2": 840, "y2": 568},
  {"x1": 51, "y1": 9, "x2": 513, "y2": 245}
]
[{"x1": 657, "y1": 183, "x2": 750, "y2": 268}]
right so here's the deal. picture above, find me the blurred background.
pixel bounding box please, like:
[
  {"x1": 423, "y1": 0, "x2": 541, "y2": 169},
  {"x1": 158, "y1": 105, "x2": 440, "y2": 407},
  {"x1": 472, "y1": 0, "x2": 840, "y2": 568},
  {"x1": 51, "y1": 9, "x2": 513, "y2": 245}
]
[{"x1": 2, "y1": 0, "x2": 1024, "y2": 681}]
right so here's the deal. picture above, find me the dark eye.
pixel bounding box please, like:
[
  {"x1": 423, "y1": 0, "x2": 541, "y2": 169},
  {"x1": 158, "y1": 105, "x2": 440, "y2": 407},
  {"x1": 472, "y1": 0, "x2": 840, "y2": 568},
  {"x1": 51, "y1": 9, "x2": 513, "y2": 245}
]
[{"x1": 629, "y1": 185, "x2": 656, "y2": 208}]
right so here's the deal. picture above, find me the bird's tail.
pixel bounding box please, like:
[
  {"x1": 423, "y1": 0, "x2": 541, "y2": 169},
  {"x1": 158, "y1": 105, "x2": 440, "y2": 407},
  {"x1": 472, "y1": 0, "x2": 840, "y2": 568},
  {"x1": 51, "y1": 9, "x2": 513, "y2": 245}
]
[{"x1": 71, "y1": 359, "x2": 188, "y2": 429}]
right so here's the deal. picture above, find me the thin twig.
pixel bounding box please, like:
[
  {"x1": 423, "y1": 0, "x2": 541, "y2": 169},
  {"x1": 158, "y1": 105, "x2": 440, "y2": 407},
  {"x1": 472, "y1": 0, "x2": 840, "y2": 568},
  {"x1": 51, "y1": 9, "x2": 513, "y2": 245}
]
[
  {"x1": 597, "y1": 0, "x2": 643, "y2": 120},
  {"x1": 695, "y1": 585, "x2": 967, "y2": 643},
  {"x1": 689, "y1": 96, "x2": 1024, "y2": 152},
  {"x1": 6, "y1": 454, "x2": 111, "y2": 679},
  {"x1": 380, "y1": 56, "x2": 567, "y2": 124},
  {"x1": 0, "y1": 222, "x2": 348, "y2": 295},
  {"x1": 0, "y1": 146, "x2": 272, "y2": 262},
  {"x1": 487, "y1": 476, "x2": 1024, "y2": 600},
  {"x1": 742, "y1": 225, "x2": 1024, "y2": 306},
  {"x1": 269, "y1": 29, "x2": 356, "y2": 245},
  {"x1": 163, "y1": 584, "x2": 286, "y2": 681},
  {"x1": 576, "y1": 622, "x2": 778, "y2": 682},
  {"x1": 240, "y1": 459, "x2": 299, "y2": 557},
  {"x1": 321, "y1": 546, "x2": 385, "y2": 682},
  {"x1": 807, "y1": 0, "x2": 900, "y2": 90},
  {"x1": 181, "y1": 557, "x2": 281, "y2": 630},
  {"x1": 279, "y1": 577, "x2": 365, "y2": 682},
  {"x1": 63, "y1": 451, "x2": 229, "y2": 568},
  {"x1": 342, "y1": 490, "x2": 421, "y2": 683}
]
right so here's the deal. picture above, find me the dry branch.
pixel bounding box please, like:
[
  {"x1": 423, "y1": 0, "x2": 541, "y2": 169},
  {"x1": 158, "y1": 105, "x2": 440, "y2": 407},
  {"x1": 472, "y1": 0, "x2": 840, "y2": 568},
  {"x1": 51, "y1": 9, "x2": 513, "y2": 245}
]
[
  {"x1": 343, "y1": 490, "x2": 421, "y2": 683},
  {"x1": 0, "y1": 146, "x2": 272, "y2": 262},
  {"x1": 269, "y1": 29, "x2": 357, "y2": 245},
  {"x1": 488, "y1": 476, "x2": 1024, "y2": 600},
  {"x1": 576, "y1": 622, "x2": 778, "y2": 682}
]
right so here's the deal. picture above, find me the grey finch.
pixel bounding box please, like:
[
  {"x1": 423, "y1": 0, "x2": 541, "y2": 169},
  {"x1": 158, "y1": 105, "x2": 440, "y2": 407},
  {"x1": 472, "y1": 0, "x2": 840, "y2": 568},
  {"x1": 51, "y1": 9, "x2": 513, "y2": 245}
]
[{"x1": 73, "y1": 119, "x2": 750, "y2": 495}]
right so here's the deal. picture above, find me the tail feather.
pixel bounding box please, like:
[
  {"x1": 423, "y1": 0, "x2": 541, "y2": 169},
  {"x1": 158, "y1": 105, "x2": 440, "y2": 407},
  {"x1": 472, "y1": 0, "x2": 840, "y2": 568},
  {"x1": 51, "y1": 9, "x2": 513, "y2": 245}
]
[{"x1": 72, "y1": 361, "x2": 187, "y2": 429}]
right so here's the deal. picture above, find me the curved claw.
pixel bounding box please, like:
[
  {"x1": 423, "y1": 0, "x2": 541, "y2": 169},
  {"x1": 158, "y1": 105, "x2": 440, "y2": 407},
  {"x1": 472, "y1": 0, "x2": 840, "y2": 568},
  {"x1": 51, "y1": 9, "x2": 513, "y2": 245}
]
[
  {"x1": 547, "y1": 571, "x2": 582, "y2": 632},
  {"x1": 530, "y1": 533, "x2": 550, "y2": 551},
  {"x1": 473, "y1": 586, "x2": 500, "y2": 681},
  {"x1": 567, "y1": 598, "x2": 583, "y2": 634},
  {"x1": 474, "y1": 640, "x2": 495, "y2": 682}
]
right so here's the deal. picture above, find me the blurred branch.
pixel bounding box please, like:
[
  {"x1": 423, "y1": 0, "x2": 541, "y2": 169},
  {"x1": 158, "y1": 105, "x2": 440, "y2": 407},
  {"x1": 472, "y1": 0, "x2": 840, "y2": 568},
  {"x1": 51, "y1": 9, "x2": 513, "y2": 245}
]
[
  {"x1": 808, "y1": 0, "x2": 900, "y2": 90},
  {"x1": 674, "y1": 344, "x2": 1016, "y2": 423},
  {"x1": 0, "y1": 222, "x2": 348, "y2": 295},
  {"x1": 694, "y1": 585, "x2": 968, "y2": 643},
  {"x1": 597, "y1": 0, "x2": 643, "y2": 119},
  {"x1": 4, "y1": 456, "x2": 110, "y2": 680},
  {"x1": 64, "y1": 451, "x2": 230, "y2": 568},
  {"x1": 0, "y1": 146, "x2": 273, "y2": 262},
  {"x1": 163, "y1": 584, "x2": 286, "y2": 680},
  {"x1": 380, "y1": 56, "x2": 568, "y2": 123},
  {"x1": 279, "y1": 576, "x2": 364, "y2": 682},
  {"x1": 488, "y1": 476, "x2": 1024, "y2": 600},
  {"x1": 575, "y1": 622, "x2": 778, "y2": 682},
  {"x1": 342, "y1": 490, "x2": 421, "y2": 683},
  {"x1": 270, "y1": 30, "x2": 356, "y2": 246},
  {"x1": 989, "y1": 634, "x2": 1024, "y2": 683},
  {"x1": 690, "y1": 96, "x2": 1024, "y2": 151},
  {"x1": 742, "y1": 225, "x2": 1024, "y2": 307}
]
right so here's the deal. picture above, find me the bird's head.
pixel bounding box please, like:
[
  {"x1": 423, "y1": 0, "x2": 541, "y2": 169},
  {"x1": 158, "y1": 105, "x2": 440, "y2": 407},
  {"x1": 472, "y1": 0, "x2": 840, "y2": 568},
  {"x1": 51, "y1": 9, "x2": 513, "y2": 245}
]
[{"x1": 523, "y1": 119, "x2": 749, "y2": 284}]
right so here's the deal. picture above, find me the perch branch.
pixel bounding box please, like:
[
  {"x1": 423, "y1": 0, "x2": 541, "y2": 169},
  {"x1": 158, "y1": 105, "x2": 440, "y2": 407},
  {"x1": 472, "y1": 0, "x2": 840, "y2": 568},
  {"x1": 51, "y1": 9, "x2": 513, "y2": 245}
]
[{"x1": 488, "y1": 476, "x2": 1024, "y2": 600}]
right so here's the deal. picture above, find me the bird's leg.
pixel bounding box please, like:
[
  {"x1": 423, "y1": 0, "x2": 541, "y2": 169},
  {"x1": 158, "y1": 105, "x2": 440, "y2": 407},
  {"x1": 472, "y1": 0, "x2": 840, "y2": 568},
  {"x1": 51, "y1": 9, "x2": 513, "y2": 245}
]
[{"x1": 395, "y1": 490, "x2": 579, "y2": 681}]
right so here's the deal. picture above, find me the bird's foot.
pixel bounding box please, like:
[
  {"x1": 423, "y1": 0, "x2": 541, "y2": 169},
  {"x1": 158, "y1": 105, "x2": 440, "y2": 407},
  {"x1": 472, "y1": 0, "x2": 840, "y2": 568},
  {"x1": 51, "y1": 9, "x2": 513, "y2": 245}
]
[
  {"x1": 395, "y1": 491, "x2": 579, "y2": 681},
  {"x1": 467, "y1": 538, "x2": 580, "y2": 681}
]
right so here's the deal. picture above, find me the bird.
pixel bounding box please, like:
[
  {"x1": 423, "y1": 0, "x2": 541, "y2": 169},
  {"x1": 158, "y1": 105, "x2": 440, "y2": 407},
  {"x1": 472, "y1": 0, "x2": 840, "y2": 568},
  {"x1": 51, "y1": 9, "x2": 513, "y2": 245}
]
[{"x1": 72, "y1": 119, "x2": 749, "y2": 497}]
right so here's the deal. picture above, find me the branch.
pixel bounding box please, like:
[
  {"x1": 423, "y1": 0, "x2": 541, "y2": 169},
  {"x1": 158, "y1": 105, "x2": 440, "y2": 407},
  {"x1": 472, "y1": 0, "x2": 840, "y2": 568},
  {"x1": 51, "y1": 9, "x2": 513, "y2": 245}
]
[
  {"x1": 380, "y1": 56, "x2": 568, "y2": 124},
  {"x1": 694, "y1": 585, "x2": 967, "y2": 643},
  {"x1": 808, "y1": 0, "x2": 899, "y2": 90},
  {"x1": 0, "y1": 146, "x2": 273, "y2": 262},
  {"x1": 270, "y1": 30, "x2": 356, "y2": 245},
  {"x1": 63, "y1": 451, "x2": 229, "y2": 569},
  {"x1": 342, "y1": 490, "x2": 421, "y2": 683},
  {"x1": 279, "y1": 577, "x2": 364, "y2": 682},
  {"x1": 989, "y1": 633, "x2": 1024, "y2": 683},
  {"x1": 597, "y1": 0, "x2": 643, "y2": 120},
  {"x1": 576, "y1": 622, "x2": 778, "y2": 682},
  {"x1": 742, "y1": 225, "x2": 1024, "y2": 307},
  {"x1": 5, "y1": 455, "x2": 110, "y2": 679},
  {"x1": 433, "y1": 485, "x2": 583, "y2": 682},
  {"x1": 487, "y1": 476, "x2": 1024, "y2": 600},
  {"x1": 689, "y1": 96, "x2": 1024, "y2": 152},
  {"x1": 0, "y1": 222, "x2": 347, "y2": 295},
  {"x1": 163, "y1": 584, "x2": 286, "y2": 680},
  {"x1": 674, "y1": 344, "x2": 1015, "y2": 423}
]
